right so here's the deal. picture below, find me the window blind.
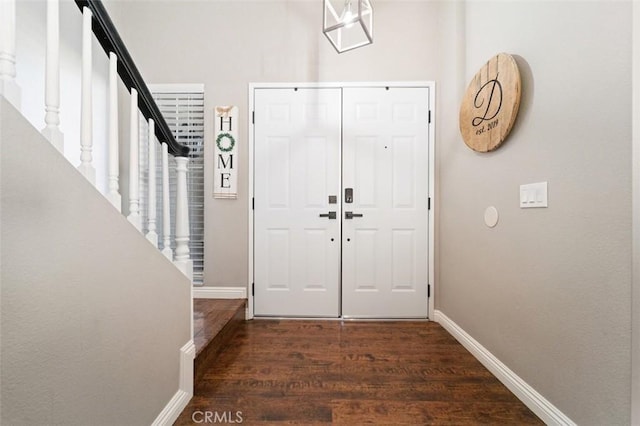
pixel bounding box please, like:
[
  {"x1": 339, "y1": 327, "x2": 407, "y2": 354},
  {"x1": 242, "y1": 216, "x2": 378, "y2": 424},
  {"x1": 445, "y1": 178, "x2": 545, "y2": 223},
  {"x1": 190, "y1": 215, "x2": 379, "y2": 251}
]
[{"x1": 139, "y1": 84, "x2": 205, "y2": 285}]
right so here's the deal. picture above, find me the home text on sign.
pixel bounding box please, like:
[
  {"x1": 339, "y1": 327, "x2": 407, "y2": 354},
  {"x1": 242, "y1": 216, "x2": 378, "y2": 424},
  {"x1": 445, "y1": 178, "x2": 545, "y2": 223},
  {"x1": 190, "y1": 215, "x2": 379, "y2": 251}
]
[{"x1": 213, "y1": 106, "x2": 238, "y2": 198}]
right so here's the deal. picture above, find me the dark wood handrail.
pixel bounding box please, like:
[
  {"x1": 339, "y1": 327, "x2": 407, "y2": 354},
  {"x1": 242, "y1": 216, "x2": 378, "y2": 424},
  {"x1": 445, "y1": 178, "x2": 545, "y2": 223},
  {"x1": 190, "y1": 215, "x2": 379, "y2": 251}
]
[{"x1": 74, "y1": 0, "x2": 190, "y2": 157}]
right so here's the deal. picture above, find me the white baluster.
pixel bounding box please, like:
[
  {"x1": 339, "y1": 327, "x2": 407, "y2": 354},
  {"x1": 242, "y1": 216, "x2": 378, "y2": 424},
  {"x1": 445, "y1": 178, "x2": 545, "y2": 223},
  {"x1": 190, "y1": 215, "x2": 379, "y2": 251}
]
[
  {"x1": 146, "y1": 119, "x2": 158, "y2": 247},
  {"x1": 0, "y1": 0, "x2": 21, "y2": 109},
  {"x1": 161, "y1": 143, "x2": 173, "y2": 260},
  {"x1": 127, "y1": 88, "x2": 141, "y2": 230},
  {"x1": 174, "y1": 156, "x2": 193, "y2": 281},
  {"x1": 107, "y1": 52, "x2": 121, "y2": 211},
  {"x1": 77, "y1": 6, "x2": 95, "y2": 184},
  {"x1": 41, "y1": 0, "x2": 63, "y2": 153}
]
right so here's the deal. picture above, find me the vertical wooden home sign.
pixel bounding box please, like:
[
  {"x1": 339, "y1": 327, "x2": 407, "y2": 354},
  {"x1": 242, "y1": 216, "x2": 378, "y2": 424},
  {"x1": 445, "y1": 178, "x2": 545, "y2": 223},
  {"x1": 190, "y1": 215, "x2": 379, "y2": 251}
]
[{"x1": 213, "y1": 106, "x2": 238, "y2": 199}]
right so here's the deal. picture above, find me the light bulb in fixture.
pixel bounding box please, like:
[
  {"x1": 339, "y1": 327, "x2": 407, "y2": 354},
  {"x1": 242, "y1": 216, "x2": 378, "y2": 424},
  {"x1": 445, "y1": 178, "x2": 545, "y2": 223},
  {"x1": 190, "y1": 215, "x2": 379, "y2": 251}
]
[{"x1": 341, "y1": 0, "x2": 356, "y2": 28}]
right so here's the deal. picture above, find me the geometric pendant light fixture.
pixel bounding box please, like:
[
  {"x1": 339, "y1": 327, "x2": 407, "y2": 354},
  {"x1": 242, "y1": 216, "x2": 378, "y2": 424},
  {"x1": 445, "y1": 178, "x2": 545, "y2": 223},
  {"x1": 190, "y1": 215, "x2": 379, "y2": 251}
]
[{"x1": 323, "y1": 0, "x2": 373, "y2": 53}]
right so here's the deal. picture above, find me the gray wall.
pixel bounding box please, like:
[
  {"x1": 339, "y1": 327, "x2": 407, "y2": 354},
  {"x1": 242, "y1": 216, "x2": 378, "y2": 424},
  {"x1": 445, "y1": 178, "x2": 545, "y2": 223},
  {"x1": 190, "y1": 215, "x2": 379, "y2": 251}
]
[
  {"x1": 0, "y1": 99, "x2": 191, "y2": 425},
  {"x1": 109, "y1": 0, "x2": 633, "y2": 424},
  {"x1": 108, "y1": 0, "x2": 459, "y2": 288},
  {"x1": 632, "y1": 1, "x2": 640, "y2": 423},
  {"x1": 438, "y1": 1, "x2": 631, "y2": 425}
]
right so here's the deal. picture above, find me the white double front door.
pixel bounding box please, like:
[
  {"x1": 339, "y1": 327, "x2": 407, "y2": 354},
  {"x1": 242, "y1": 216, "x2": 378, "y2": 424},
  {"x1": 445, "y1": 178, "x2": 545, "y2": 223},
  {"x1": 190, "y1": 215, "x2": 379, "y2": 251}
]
[{"x1": 253, "y1": 86, "x2": 430, "y2": 318}]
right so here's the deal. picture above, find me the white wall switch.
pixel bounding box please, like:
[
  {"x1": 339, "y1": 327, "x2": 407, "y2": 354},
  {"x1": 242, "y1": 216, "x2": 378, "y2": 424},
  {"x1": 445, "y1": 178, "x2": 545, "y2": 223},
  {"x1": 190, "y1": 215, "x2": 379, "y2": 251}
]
[{"x1": 520, "y1": 182, "x2": 548, "y2": 208}]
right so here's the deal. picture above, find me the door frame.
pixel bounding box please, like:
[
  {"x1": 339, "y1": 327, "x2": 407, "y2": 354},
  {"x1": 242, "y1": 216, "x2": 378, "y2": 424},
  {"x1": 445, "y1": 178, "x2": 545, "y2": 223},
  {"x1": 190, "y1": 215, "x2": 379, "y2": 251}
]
[{"x1": 247, "y1": 81, "x2": 436, "y2": 320}]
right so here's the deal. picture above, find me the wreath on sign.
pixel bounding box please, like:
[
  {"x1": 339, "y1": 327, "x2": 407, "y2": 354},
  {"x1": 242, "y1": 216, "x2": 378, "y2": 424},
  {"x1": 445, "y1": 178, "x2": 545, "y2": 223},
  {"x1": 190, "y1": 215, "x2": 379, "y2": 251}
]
[{"x1": 216, "y1": 132, "x2": 235, "y2": 152}]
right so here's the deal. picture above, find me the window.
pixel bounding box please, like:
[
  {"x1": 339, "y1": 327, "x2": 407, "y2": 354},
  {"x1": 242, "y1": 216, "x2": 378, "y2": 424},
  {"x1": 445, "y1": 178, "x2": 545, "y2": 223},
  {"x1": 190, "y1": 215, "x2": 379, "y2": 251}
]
[{"x1": 140, "y1": 84, "x2": 205, "y2": 285}]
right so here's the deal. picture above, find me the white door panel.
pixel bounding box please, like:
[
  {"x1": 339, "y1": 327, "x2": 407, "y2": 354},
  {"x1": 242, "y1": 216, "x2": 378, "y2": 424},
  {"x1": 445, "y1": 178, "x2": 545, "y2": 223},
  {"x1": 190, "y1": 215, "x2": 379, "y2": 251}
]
[
  {"x1": 253, "y1": 85, "x2": 430, "y2": 319},
  {"x1": 342, "y1": 87, "x2": 430, "y2": 318},
  {"x1": 254, "y1": 88, "x2": 342, "y2": 317}
]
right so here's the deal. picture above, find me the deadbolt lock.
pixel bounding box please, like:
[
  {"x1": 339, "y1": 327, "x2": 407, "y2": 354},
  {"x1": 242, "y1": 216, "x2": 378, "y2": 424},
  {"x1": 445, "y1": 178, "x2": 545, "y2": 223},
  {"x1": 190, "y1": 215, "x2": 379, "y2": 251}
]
[{"x1": 345, "y1": 188, "x2": 353, "y2": 203}]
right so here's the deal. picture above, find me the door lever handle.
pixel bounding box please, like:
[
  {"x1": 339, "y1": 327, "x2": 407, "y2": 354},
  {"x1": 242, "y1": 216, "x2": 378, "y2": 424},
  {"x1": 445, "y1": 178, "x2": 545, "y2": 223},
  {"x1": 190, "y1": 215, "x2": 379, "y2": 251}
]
[
  {"x1": 345, "y1": 211, "x2": 363, "y2": 219},
  {"x1": 319, "y1": 211, "x2": 337, "y2": 219}
]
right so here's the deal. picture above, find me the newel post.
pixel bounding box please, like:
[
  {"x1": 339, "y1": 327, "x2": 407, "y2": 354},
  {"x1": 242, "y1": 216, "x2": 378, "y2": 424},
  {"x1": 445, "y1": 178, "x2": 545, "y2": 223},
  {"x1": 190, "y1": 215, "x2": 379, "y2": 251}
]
[
  {"x1": 0, "y1": 0, "x2": 21, "y2": 109},
  {"x1": 174, "y1": 156, "x2": 193, "y2": 281},
  {"x1": 41, "y1": 0, "x2": 63, "y2": 153}
]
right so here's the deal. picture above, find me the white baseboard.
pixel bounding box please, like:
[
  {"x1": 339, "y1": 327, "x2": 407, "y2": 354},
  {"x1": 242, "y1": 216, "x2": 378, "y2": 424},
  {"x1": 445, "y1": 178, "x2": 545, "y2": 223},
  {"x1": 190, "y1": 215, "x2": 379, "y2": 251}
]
[
  {"x1": 152, "y1": 340, "x2": 195, "y2": 426},
  {"x1": 193, "y1": 286, "x2": 247, "y2": 299},
  {"x1": 434, "y1": 310, "x2": 576, "y2": 426},
  {"x1": 152, "y1": 389, "x2": 190, "y2": 426},
  {"x1": 179, "y1": 340, "x2": 196, "y2": 396}
]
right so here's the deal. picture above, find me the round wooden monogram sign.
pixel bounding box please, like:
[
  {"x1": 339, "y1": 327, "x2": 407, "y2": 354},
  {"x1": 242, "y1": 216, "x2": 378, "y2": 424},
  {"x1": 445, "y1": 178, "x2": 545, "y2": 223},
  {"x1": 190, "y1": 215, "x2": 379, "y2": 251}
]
[{"x1": 459, "y1": 53, "x2": 522, "y2": 152}]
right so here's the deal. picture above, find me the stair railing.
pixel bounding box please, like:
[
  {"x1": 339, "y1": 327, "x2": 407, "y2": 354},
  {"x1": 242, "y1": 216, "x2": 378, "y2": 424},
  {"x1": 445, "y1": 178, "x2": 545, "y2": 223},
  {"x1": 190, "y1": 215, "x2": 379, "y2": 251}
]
[{"x1": 0, "y1": 0, "x2": 194, "y2": 282}]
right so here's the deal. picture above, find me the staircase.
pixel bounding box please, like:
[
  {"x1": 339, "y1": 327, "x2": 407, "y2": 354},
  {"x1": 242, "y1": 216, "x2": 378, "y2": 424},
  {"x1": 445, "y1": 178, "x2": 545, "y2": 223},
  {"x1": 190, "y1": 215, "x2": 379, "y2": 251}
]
[
  {"x1": 193, "y1": 299, "x2": 247, "y2": 383},
  {"x1": 0, "y1": 1, "x2": 205, "y2": 424},
  {"x1": 1, "y1": 0, "x2": 195, "y2": 281}
]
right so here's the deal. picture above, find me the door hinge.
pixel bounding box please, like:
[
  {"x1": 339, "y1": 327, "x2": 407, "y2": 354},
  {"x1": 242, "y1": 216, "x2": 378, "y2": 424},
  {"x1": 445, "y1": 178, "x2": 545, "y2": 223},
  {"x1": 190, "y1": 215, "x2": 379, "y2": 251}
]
[
  {"x1": 428, "y1": 110, "x2": 431, "y2": 124},
  {"x1": 252, "y1": 197, "x2": 255, "y2": 210},
  {"x1": 252, "y1": 111, "x2": 255, "y2": 124},
  {"x1": 428, "y1": 284, "x2": 431, "y2": 298},
  {"x1": 252, "y1": 282, "x2": 255, "y2": 296},
  {"x1": 428, "y1": 197, "x2": 431, "y2": 210}
]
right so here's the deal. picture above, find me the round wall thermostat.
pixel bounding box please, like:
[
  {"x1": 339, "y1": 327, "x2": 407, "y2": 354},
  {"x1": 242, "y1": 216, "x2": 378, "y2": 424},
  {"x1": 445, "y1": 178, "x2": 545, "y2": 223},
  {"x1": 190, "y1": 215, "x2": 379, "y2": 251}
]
[{"x1": 484, "y1": 206, "x2": 499, "y2": 228}]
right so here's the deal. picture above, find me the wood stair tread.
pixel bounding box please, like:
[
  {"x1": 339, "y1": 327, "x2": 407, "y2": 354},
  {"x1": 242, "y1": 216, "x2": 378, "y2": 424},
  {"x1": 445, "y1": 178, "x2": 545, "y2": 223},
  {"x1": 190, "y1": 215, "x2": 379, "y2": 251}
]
[{"x1": 193, "y1": 298, "x2": 246, "y2": 382}]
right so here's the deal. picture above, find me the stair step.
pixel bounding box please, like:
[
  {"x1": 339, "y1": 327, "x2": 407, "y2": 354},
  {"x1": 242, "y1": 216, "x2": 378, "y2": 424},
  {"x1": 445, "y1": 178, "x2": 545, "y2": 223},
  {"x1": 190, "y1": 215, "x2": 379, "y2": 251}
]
[{"x1": 193, "y1": 298, "x2": 246, "y2": 382}]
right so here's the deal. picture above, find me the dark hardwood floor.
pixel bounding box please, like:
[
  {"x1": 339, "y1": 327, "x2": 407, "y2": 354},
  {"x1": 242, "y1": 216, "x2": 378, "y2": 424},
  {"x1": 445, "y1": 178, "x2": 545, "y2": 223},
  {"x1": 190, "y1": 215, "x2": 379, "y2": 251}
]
[{"x1": 175, "y1": 320, "x2": 543, "y2": 425}]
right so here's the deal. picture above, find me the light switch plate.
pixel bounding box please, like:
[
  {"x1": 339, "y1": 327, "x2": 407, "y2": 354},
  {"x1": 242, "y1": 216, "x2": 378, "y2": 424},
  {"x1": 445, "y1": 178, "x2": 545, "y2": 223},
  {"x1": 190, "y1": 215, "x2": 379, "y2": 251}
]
[{"x1": 520, "y1": 182, "x2": 548, "y2": 208}]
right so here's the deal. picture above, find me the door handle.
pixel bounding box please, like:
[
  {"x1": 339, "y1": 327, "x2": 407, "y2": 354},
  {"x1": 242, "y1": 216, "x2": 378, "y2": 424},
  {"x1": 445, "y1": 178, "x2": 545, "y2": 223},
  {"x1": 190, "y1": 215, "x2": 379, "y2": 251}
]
[
  {"x1": 319, "y1": 211, "x2": 337, "y2": 219},
  {"x1": 345, "y1": 211, "x2": 363, "y2": 219}
]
